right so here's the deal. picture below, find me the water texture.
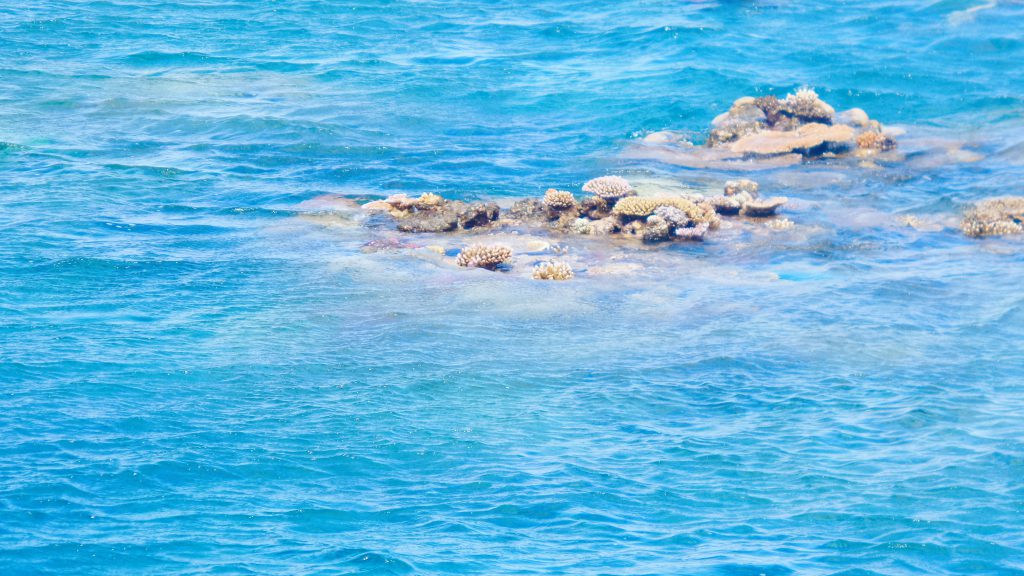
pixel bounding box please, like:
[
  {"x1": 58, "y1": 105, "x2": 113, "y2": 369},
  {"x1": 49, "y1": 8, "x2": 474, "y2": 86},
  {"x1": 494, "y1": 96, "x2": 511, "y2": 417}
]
[{"x1": 2, "y1": 1, "x2": 1024, "y2": 574}]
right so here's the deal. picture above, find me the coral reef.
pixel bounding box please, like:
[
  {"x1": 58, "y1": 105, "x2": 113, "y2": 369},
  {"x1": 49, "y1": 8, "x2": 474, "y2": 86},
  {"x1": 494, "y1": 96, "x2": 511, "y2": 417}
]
[
  {"x1": 532, "y1": 261, "x2": 574, "y2": 280},
  {"x1": 456, "y1": 244, "x2": 513, "y2": 269},
  {"x1": 582, "y1": 176, "x2": 636, "y2": 201},
  {"x1": 960, "y1": 197, "x2": 1024, "y2": 237},
  {"x1": 704, "y1": 89, "x2": 892, "y2": 162}
]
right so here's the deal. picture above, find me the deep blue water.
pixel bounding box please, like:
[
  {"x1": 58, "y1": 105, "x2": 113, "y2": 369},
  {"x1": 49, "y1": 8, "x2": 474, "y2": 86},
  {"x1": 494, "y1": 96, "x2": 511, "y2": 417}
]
[{"x1": 3, "y1": 1, "x2": 1024, "y2": 574}]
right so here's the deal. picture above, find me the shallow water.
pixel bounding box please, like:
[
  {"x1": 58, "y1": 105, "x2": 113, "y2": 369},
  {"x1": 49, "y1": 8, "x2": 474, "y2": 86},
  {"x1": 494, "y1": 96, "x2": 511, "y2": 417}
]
[{"x1": 3, "y1": 1, "x2": 1024, "y2": 574}]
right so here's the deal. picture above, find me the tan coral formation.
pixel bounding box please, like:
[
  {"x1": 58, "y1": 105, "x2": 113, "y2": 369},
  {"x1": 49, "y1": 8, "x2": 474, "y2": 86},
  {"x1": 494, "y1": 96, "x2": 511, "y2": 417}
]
[
  {"x1": 704, "y1": 88, "x2": 897, "y2": 161},
  {"x1": 582, "y1": 175, "x2": 636, "y2": 201},
  {"x1": 456, "y1": 244, "x2": 513, "y2": 270},
  {"x1": 544, "y1": 188, "x2": 577, "y2": 211},
  {"x1": 960, "y1": 197, "x2": 1024, "y2": 237},
  {"x1": 532, "y1": 261, "x2": 574, "y2": 281}
]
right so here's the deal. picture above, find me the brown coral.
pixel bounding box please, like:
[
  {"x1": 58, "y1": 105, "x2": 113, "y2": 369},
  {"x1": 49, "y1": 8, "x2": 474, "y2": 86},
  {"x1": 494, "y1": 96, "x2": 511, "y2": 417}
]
[
  {"x1": 582, "y1": 176, "x2": 636, "y2": 201},
  {"x1": 456, "y1": 244, "x2": 513, "y2": 270},
  {"x1": 960, "y1": 197, "x2": 1024, "y2": 237},
  {"x1": 532, "y1": 261, "x2": 574, "y2": 280}
]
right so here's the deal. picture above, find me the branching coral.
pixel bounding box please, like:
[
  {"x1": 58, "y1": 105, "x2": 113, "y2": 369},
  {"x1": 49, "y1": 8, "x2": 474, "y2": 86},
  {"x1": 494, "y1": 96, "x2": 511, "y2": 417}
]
[
  {"x1": 544, "y1": 188, "x2": 577, "y2": 211},
  {"x1": 960, "y1": 197, "x2": 1024, "y2": 237},
  {"x1": 582, "y1": 176, "x2": 636, "y2": 201},
  {"x1": 782, "y1": 88, "x2": 834, "y2": 123},
  {"x1": 532, "y1": 261, "x2": 574, "y2": 280},
  {"x1": 456, "y1": 244, "x2": 513, "y2": 270}
]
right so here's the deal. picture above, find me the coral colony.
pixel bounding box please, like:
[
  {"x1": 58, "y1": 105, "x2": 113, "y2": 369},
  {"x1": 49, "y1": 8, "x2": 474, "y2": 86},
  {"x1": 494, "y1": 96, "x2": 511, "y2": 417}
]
[{"x1": 353, "y1": 89, "x2": 1023, "y2": 280}]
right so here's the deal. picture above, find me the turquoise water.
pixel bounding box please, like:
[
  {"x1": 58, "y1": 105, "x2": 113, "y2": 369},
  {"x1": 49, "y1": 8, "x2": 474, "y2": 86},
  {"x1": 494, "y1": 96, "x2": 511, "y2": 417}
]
[{"x1": 3, "y1": 1, "x2": 1024, "y2": 574}]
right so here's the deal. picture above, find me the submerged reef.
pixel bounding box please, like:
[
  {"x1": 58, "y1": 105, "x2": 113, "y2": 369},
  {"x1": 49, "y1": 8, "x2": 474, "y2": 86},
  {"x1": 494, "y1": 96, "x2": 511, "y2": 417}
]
[
  {"x1": 629, "y1": 88, "x2": 901, "y2": 170},
  {"x1": 960, "y1": 197, "x2": 1024, "y2": 237},
  {"x1": 349, "y1": 174, "x2": 801, "y2": 279}
]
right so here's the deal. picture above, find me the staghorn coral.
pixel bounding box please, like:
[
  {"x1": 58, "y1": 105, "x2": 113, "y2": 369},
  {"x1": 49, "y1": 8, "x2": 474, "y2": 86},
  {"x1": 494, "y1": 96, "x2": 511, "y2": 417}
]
[
  {"x1": 456, "y1": 244, "x2": 513, "y2": 270},
  {"x1": 544, "y1": 188, "x2": 577, "y2": 211},
  {"x1": 532, "y1": 261, "x2": 574, "y2": 280},
  {"x1": 960, "y1": 197, "x2": 1024, "y2": 237},
  {"x1": 582, "y1": 176, "x2": 636, "y2": 201},
  {"x1": 740, "y1": 196, "x2": 788, "y2": 217}
]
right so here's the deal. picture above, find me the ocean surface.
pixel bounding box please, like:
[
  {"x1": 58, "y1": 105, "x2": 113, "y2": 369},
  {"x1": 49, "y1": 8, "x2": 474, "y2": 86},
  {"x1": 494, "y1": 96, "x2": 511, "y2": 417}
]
[{"x1": 3, "y1": 1, "x2": 1024, "y2": 574}]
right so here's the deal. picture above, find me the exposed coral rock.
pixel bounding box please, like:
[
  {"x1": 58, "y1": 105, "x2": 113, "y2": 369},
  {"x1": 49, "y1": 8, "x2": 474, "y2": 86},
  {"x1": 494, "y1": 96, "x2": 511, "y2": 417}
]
[
  {"x1": 456, "y1": 244, "x2": 513, "y2": 269},
  {"x1": 582, "y1": 175, "x2": 636, "y2": 201},
  {"x1": 544, "y1": 188, "x2": 577, "y2": 211},
  {"x1": 740, "y1": 196, "x2": 789, "y2": 217},
  {"x1": 579, "y1": 196, "x2": 611, "y2": 220},
  {"x1": 960, "y1": 197, "x2": 1024, "y2": 237},
  {"x1": 724, "y1": 179, "x2": 760, "y2": 197},
  {"x1": 730, "y1": 123, "x2": 855, "y2": 156},
  {"x1": 708, "y1": 195, "x2": 744, "y2": 215},
  {"x1": 837, "y1": 108, "x2": 870, "y2": 128},
  {"x1": 532, "y1": 261, "x2": 574, "y2": 280},
  {"x1": 506, "y1": 198, "x2": 547, "y2": 223},
  {"x1": 457, "y1": 202, "x2": 500, "y2": 229},
  {"x1": 856, "y1": 131, "x2": 897, "y2": 152},
  {"x1": 707, "y1": 97, "x2": 767, "y2": 146},
  {"x1": 417, "y1": 192, "x2": 443, "y2": 208},
  {"x1": 396, "y1": 209, "x2": 458, "y2": 232},
  {"x1": 395, "y1": 200, "x2": 498, "y2": 232}
]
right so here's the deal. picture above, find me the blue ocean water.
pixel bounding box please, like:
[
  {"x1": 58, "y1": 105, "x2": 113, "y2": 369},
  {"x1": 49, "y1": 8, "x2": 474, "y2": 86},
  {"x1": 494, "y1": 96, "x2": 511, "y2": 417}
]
[{"x1": 3, "y1": 1, "x2": 1024, "y2": 574}]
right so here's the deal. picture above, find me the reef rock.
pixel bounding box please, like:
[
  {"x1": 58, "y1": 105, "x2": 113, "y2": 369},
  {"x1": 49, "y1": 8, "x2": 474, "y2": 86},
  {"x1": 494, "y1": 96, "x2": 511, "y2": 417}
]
[{"x1": 960, "y1": 197, "x2": 1024, "y2": 237}]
